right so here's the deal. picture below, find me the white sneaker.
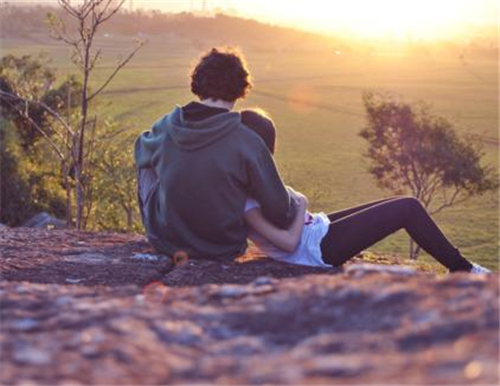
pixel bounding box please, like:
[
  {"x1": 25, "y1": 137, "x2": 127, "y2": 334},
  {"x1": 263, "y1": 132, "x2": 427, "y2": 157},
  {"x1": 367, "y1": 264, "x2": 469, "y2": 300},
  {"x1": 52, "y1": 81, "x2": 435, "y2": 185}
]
[{"x1": 470, "y1": 262, "x2": 492, "y2": 274}]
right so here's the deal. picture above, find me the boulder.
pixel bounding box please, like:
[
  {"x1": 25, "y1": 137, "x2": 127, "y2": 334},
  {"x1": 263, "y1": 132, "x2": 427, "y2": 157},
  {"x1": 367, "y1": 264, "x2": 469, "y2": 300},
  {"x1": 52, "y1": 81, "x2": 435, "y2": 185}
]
[{"x1": 21, "y1": 212, "x2": 67, "y2": 229}]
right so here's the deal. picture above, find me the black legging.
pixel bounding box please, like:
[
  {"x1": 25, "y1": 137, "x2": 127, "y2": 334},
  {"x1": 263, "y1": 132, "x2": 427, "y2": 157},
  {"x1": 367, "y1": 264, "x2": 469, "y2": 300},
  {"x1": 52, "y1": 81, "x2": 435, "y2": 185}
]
[{"x1": 320, "y1": 195, "x2": 473, "y2": 272}]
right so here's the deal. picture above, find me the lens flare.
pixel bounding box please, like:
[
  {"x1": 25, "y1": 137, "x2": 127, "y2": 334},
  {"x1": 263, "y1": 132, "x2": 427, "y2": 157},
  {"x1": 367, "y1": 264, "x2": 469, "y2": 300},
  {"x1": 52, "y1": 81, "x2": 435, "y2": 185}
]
[{"x1": 173, "y1": 250, "x2": 189, "y2": 266}]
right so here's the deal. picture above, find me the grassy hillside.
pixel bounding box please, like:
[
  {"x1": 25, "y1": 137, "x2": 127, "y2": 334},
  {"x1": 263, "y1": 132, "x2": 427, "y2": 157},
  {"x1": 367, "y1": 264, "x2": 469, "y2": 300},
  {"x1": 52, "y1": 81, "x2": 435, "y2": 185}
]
[
  {"x1": 1, "y1": 18, "x2": 498, "y2": 270},
  {"x1": 0, "y1": 4, "x2": 339, "y2": 51}
]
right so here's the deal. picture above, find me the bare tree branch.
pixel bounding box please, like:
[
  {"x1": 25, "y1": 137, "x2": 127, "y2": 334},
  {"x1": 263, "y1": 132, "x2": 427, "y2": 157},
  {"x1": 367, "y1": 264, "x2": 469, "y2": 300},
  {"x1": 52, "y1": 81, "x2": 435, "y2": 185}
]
[
  {"x1": 57, "y1": 0, "x2": 80, "y2": 18},
  {"x1": 44, "y1": 0, "x2": 140, "y2": 229},
  {"x1": 89, "y1": 49, "x2": 102, "y2": 70},
  {"x1": 96, "y1": 127, "x2": 131, "y2": 141},
  {"x1": 2, "y1": 98, "x2": 67, "y2": 161},
  {"x1": 400, "y1": 164, "x2": 417, "y2": 196},
  {"x1": 0, "y1": 90, "x2": 75, "y2": 138},
  {"x1": 421, "y1": 172, "x2": 442, "y2": 206},
  {"x1": 97, "y1": 0, "x2": 126, "y2": 24},
  {"x1": 87, "y1": 42, "x2": 144, "y2": 101},
  {"x1": 430, "y1": 187, "x2": 465, "y2": 215},
  {"x1": 409, "y1": 159, "x2": 423, "y2": 196}
]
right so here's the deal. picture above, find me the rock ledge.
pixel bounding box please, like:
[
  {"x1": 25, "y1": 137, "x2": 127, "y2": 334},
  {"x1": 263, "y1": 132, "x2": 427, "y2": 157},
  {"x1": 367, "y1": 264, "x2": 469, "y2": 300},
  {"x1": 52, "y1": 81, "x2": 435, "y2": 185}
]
[{"x1": 1, "y1": 227, "x2": 498, "y2": 385}]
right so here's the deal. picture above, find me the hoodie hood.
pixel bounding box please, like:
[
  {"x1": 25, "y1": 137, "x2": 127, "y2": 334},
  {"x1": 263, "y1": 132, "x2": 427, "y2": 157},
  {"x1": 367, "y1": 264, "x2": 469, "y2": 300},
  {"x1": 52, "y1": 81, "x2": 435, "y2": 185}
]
[{"x1": 165, "y1": 105, "x2": 242, "y2": 151}]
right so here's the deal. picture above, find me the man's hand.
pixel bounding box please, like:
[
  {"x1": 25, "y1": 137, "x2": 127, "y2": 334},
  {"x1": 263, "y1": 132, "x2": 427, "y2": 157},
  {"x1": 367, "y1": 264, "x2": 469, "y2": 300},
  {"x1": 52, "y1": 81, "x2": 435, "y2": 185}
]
[
  {"x1": 286, "y1": 187, "x2": 309, "y2": 209},
  {"x1": 294, "y1": 191, "x2": 309, "y2": 209}
]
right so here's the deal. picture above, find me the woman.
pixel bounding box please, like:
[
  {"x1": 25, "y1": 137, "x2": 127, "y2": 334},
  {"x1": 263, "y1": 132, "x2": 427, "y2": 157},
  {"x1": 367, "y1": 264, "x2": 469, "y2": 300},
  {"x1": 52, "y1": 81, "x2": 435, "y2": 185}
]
[{"x1": 240, "y1": 110, "x2": 491, "y2": 274}]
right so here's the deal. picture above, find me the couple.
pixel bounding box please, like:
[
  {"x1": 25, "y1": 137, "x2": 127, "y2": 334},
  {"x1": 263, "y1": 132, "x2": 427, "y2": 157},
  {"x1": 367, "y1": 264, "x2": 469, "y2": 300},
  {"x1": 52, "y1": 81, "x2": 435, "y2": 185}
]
[{"x1": 133, "y1": 47, "x2": 489, "y2": 274}]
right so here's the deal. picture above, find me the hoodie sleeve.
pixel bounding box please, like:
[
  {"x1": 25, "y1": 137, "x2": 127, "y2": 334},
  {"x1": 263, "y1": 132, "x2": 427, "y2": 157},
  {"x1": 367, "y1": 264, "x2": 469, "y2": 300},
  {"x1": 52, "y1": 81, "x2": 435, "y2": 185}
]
[
  {"x1": 246, "y1": 146, "x2": 297, "y2": 229},
  {"x1": 133, "y1": 115, "x2": 167, "y2": 169}
]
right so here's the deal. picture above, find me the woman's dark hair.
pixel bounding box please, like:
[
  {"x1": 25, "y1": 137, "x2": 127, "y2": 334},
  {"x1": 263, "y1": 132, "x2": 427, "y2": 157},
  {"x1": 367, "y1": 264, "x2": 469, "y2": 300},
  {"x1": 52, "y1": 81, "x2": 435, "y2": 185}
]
[
  {"x1": 190, "y1": 47, "x2": 252, "y2": 102},
  {"x1": 241, "y1": 108, "x2": 276, "y2": 155}
]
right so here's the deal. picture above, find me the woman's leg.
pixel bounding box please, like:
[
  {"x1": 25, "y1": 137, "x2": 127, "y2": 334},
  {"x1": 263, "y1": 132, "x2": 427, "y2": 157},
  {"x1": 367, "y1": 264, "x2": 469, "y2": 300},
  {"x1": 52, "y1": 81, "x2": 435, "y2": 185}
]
[
  {"x1": 320, "y1": 196, "x2": 473, "y2": 272},
  {"x1": 326, "y1": 195, "x2": 408, "y2": 222}
]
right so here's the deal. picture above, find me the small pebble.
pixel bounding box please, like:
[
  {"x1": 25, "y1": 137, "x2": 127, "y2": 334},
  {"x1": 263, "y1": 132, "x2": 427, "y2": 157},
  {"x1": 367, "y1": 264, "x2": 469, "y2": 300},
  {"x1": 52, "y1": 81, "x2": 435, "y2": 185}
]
[
  {"x1": 464, "y1": 360, "x2": 483, "y2": 379},
  {"x1": 252, "y1": 276, "x2": 275, "y2": 286},
  {"x1": 11, "y1": 318, "x2": 39, "y2": 331},
  {"x1": 55, "y1": 296, "x2": 73, "y2": 305},
  {"x1": 132, "y1": 253, "x2": 159, "y2": 261},
  {"x1": 15, "y1": 285, "x2": 29, "y2": 293},
  {"x1": 64, "y1": 253, "x2": 108, "y2": 264},
  {"x1": 13, "y1": 347, "x2": 51, "y2": 365},
  {"x1": 65, "y1": 278, "x2": 83, "y2": 284},
  {"x1": 81, "y1": 344, "x2": 100, "y2": 358},
  {"x1": 215, "y1": 285, "x2": 248, "y2": 298}
]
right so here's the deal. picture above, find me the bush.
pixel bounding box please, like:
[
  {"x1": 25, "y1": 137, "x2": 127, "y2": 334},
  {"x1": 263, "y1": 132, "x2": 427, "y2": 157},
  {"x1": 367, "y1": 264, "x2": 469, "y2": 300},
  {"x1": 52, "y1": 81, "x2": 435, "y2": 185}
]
[
  {"x1": 359, "y1": 91, "x2": 499, "y2": 258},
  {"x1": 0, "y1": 118, "x2": 65, "y2": 226}
]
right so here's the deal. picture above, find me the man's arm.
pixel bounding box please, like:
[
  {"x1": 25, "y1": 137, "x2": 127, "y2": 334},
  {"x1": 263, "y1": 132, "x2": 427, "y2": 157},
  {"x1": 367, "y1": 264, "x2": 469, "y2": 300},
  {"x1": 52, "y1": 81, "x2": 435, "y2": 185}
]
[
  {"x1": 246, "y1": 146, "x2": 297, "y2": 229},
  {"x1": 244, "y1": 196, "x2": 307, "y2": 252},
  {"x1": 133, "y1": 114, "x2": 168, "y2": 169}
]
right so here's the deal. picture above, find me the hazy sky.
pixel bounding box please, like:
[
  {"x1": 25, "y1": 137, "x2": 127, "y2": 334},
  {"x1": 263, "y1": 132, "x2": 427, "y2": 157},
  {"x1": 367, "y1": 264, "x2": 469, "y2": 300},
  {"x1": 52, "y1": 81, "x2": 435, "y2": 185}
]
[{"x1": 10, "y1": 0, "x2": 500, "y2": 39}]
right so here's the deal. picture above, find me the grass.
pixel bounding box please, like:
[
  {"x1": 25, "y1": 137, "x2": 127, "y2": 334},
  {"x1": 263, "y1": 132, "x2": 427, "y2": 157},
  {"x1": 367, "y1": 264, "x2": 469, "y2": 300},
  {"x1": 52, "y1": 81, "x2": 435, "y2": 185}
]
[
  {"x1": 349, "y1": 250, "x2": 450, "y2": 275},
  {"x1": 1, "y1": 33, "x2": 498, "y2": 270}
]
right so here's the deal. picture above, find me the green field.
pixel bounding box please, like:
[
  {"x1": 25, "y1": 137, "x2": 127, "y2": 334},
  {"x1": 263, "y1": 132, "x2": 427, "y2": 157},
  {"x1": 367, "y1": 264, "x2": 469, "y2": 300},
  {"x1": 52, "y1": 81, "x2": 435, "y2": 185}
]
[{"x1": 2, "y1": 33, "x2": 499, "y2": 270}]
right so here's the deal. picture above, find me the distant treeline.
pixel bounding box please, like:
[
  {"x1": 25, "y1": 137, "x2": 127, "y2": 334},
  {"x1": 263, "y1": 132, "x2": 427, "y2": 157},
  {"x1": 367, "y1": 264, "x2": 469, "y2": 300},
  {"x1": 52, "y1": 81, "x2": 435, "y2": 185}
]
[
  {"x1": 1, "y1": 3, "x2": 497, "y2": 56},
  {"x1": 0, "y1": 3, "x2": 343, "y2": 52}
]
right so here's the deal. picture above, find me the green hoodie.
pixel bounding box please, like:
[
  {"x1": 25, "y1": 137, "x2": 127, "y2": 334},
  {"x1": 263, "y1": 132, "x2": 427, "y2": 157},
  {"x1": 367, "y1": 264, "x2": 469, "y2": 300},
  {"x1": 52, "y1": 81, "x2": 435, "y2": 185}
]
[{"x1": 133, "y1": 105, "x2": 295, "y2": 259}]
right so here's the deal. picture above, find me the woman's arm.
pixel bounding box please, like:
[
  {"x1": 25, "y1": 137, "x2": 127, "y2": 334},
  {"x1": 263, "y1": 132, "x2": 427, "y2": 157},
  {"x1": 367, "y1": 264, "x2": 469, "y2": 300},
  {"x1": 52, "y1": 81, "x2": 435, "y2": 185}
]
[{"x1": 244, "y1": 195, "x2": 307, "y2": 253}]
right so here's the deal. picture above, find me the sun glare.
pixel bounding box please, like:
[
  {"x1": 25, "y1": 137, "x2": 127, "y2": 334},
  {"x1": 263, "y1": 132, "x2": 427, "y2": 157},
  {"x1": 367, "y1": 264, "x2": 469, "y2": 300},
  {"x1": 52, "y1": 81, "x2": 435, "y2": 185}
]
[
  {"x1": 133, "y1": 1, "x2": 497, "y2": 40},
  {"x1": 235, "y1": 0, "x2": 498, "y2": 40}
]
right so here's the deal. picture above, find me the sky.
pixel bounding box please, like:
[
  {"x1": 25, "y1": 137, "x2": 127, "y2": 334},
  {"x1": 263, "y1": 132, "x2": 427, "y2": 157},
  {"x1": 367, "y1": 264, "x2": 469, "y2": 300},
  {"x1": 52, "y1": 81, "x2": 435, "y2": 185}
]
[
  {"x1": 9, "y1": 0, "x2": 500, "y2": 40},
  {"x1": 133, "y1": 0, "x2": 499, "y2": 39}
]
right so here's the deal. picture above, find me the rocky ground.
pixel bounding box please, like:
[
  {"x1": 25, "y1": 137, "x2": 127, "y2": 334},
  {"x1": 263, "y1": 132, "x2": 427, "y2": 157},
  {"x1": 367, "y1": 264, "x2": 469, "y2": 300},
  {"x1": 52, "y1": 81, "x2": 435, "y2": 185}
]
[{"x1": 0, "y1": 227, "x2": 499, "y2": 385}]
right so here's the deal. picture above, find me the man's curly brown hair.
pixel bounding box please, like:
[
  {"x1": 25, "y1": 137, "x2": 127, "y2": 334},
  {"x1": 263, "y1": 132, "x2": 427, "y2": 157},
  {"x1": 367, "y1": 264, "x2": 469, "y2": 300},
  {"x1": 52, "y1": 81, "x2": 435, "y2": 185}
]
[{"x1": 190, "y1": 47, "x2": 252, "y2": 102}]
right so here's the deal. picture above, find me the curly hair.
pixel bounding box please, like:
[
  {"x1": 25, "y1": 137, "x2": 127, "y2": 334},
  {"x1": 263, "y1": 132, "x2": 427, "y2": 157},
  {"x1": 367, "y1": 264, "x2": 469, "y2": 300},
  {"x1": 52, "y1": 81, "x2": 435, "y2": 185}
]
[{"x1": 190, "y1": 47, "x2": 252, "y2": 102}]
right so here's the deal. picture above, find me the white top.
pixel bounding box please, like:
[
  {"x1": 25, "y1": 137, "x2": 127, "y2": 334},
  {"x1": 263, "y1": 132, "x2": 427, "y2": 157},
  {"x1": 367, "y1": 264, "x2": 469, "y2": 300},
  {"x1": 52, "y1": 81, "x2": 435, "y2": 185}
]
[{"x1": 244, "y1": 197, "x2": 332, "y2": 268}]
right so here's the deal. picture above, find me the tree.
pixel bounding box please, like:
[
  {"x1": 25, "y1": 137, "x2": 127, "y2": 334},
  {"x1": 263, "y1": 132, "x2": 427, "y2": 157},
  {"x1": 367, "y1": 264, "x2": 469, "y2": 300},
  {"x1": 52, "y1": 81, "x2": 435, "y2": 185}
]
[
  {"x1": 0, "y1": 0, "x2": 144, "y2": 229},
  {"x1": 0, "y1": 54, "x2": 142, "y2": 231},
  {"x1": 0, "y1": 54, "x2": 57, "y2": 149},
  {"x1": 0, "y1": 54, "x2": 79, "y2": 226},
  {"x1": 46, "y1": 0, "x2": 145, "y2": 230},
  {"x1": 359, "y1": 91, "x2": 499, "y2": 259},
  {"x1": 0, "y1": 114, "x2": 67, "y2": 227},
  {"x1": 87, "y1": 122, "x2": 142, "y2": 233}
]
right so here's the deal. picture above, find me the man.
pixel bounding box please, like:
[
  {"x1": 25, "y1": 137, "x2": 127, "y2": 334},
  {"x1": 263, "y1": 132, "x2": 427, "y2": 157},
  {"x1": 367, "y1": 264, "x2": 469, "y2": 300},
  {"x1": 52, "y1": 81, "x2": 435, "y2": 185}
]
[{"x1": 133, "y1": 47, "x2": 296, "y2": 259}]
